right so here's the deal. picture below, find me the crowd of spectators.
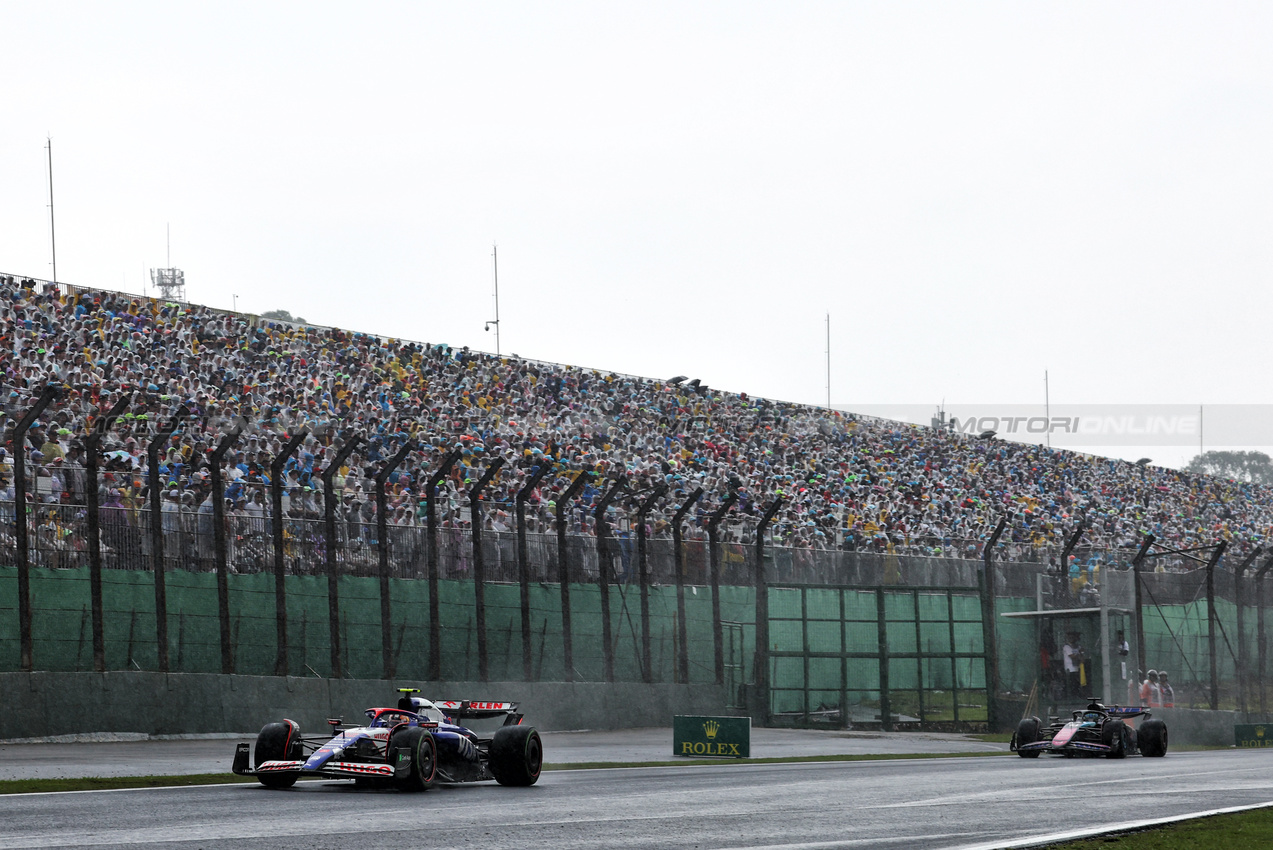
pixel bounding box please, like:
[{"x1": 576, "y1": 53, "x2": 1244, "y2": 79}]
[{"x1": 0, "y1": 273, "x2": 1267, "y2": 579}]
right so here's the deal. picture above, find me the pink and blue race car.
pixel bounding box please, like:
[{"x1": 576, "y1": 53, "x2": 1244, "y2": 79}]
[
  {"x1": 231, "y1": 688, "x2": 542, "y2": 790},
  {"x1": 1012, "y1": 699, "x2": 1168, "y2": 758}
]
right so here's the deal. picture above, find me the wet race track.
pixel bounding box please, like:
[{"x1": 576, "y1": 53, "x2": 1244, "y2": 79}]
[{"x1": 2, "y1": 749, "x2": 1272, "y2": 849}]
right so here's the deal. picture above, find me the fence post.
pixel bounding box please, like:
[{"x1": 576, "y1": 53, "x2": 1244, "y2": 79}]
[
  {"x1": 269, "y1": 429, "x2": 308, "y2": 676},
  {"x1": 13, "y1": 385, "x2": 59, "y2": 673},
  {"x1": 594, "y1": 476, "x2": 627, "y2": 683},
  {"x1": 555, "y1": 471, "x2": 589, "y2": 682},
  {"x1": 1057, "y1": 523, "x2": 1086, "y2": 607},
  {"x1": 515, "y1": 462, "x2": 553, "y2": 681},
  {"x1": 376, "y1": 439, "x2": 416, "y2": 681},
  {"x1": 321, "y1": 435, "x2": 362, "y2": 679},
  {"x1": 1256, "y1": 553, "x2": 1273, "y2": 715},
  {"x1": 753, "y1": 499, "x2": 783, "y2": 725},
  {"x1": 210, "y1": 422, "x2": 245, "y2": 674},
  {"x1": 469, "y1": 457, "x2": 505, "y2": 683},
  {"x1": 1131, "y1": 535, "x2": 1155, "y2": 691},
  {"x1": 707, "y1": 493, "x2": 737, "y2": 686},
  {"x1": 980, "y1": 516, "x2": 1007, "y2": 730},
  {"x1": 1234, "y1": 547, "x2": 1261, "y2": 717},
  {"x1": 148, "y1": 406, "x2": 189, "y2": 673},
  {"x1": 425, "y1": 448, "x2": 460, "y2": 681},
  {"x1": 635, "y1": 485, "x2": 666, "y2": 684},
  {"x1": 85, "y1": 392, "x2": 131, "y2": 673},
  {"x1": 1205, "y1": 541, "x2": 1228, "y2": 711},
  {"x1": 671, "y1": 488, "x2": 704, "y2": 685}
]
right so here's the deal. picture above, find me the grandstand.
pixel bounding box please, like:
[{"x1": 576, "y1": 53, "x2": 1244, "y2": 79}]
[{"x1": 0, "y1": 270, "x2": 1269, "y2": 727}]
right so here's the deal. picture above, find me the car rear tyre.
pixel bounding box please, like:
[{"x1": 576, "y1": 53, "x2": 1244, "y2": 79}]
[
  {"x1": 489, "y1": 725, "x2": 542, "y2": 786},
  {"x1": 1014, "y1": 716, "x2": 1041, "y2": 758},
  {"x1": 1102, "y1": 719, "x2": 1127, "y2": 759},
  {"x1": 390, "y1": 727, "x2": 437, "y2": 792},
  {"x1": 1139, "y1": 719, "x2": 1169, "y2": 757},
  {"x1": 254, "y1": 720, "x2": 301, "y2": 788}
]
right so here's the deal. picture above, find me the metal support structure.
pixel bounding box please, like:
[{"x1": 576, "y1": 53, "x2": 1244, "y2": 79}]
[
  {"x1": 425, "y1": 448, "x2": 461, "y2": 680},
  {"x1": 1256, "y1": 553, "x2": 1273, "y2": 715},
  {"x1": 375, "y1": 439, "x2": 415, "y2": 680},
  {"x1": 13, "y1": 385, "x2": 59, "y2": 672},
  {"x1": 594, "y1": 476, "x2": 627, "y2": 683},
  {"x1": 706, "y1": 493, "x2": 737, "y2": 686},
  {"x1": 753, "y1": 498, "x2": 783, "y2": 723},
  {"x1": 980, "y1": 516, "x2": 1007, "y2": 730},
  {"x1": 515, "y1": 461, "x2": 553, "y2": 681},
  {"x1": 555, "y1": 471, "x2": 589, "y2": 682},
  {"x1": 634, "y1": 485, "x2": 666, "y2": 684},
  {"x1": 1057, "y1": 523, "x2": 1086, "y2": 607},
  {"x1": 321, "y1": 435, "x2": 362, "y2": 679},
  {"x1": 84, "y1": 392, "x2": 131, "y2": 673},
  {"x1": 148, "y1": 406, "x2": 189, "y2": 673},
  {"x1": 671, "y1": 488, "x2": 704, "y2": 684},
  {"x1": 1204, "y1": 541, "x2": 1228, "y2": 711},
  {"x1": 1131, "y1": 535, "x2": 1156, "y2": 683},
  {"x1": 210, "y1": 423, "x2": 245, "y2": 674},
  {"x1": 1234, "y1": 547, "x2": 1262, "y2": 716},
  {"x1": 469, "y1": 458, "x2": 505, "y2": 683},
  {"x1": 269, "y1": 429, "x2": 308, "y2": 676}
]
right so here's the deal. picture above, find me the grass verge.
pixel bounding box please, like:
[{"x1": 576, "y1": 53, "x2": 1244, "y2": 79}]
[{"x1": 1042, "y1": 806, "x2": 1273, "y2": 848}]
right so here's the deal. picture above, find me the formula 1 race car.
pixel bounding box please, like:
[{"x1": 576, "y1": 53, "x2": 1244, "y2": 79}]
[
  {"x1": 231, "y1": 688, "x2": 543, "y2": 790},
  {"x1": 1011, "y1": 699, "x2": 1168, "y2": 759}
]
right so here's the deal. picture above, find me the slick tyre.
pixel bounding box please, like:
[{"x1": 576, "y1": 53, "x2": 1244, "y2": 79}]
[
  {"x1": 390, "y1": 727, "x2": 437, "y2": 792},
  {"x1": 1102, "y1": 719, "x2": 1127, "y2": 759},
  {"x1": 1014, "y1": 716, "x2": 1041, "y2": 758},
  {"x1": 254, "y1": 720, "x2": 301, "y2": 788},
  {"x1": 489, "y1": 725, "x2": 543, "y2": 786},
  {"x1": 1139, "y1": 719, "x2": 1169, "y2": 757}
]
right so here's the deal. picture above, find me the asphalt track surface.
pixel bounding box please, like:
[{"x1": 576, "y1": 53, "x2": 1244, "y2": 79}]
[{"x1": 3, "y1": 749, "x2": 1273, "y2": 849}]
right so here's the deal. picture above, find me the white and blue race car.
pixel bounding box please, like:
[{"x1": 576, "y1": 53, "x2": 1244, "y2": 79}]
[{"x1": 231, "y1": 688, "x2": 542, "y2": 790}]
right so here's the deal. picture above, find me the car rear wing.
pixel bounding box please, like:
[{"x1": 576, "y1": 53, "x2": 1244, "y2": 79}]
[{"x1": 434, "y1": 700, "x2": 524, "y2": 724}]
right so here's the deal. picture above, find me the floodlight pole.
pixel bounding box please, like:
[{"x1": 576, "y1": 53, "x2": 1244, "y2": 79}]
[
  {"x1": 1256, "y1": 552, "x2": 1273, "y2": 715},
  {"x1": 1131, "y1": 535, "x2": 1156, "y2": 685}
]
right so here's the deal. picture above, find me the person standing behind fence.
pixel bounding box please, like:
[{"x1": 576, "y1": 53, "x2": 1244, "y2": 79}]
[
  {"x1": 1063, "y1": 633, "x2": 1082, "y2": 697},
  {"x1": 1158, "y1": 671, "x2": 1174, "y2": 707},
  {"x1": 1139, "y1": 669, "x2": 1161, "y2": 707}
]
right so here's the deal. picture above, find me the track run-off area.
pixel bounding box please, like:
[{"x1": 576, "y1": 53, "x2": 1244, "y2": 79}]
[{"x1": 1, "y1": 749, "x2": 1272, "y2": 849}]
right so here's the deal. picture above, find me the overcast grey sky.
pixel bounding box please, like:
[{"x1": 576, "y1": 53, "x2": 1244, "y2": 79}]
[{"x1": 3, "y1": 3, "x2": 1271, "y2": 467}]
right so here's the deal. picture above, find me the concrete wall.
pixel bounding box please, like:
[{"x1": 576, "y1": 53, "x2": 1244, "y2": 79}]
[{"x1": 0, "y1": 671, "x2": 735, "y2": 740}]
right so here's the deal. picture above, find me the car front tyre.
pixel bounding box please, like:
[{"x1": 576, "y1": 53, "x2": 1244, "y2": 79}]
[
  {"x1": 1139, "y1": 719, "x2": 1169, "y2": 757},
  {"x1": 1014, "y1": 716, "x2": 1042, "y2": 758},
  {"x1": 254, "y1": 720, "x2": 301, "y2": 788},
  {"x1": 390, "y1": 727, "x2": 437, "y2": 792}
]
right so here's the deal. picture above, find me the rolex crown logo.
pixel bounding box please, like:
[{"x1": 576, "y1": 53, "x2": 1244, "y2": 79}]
[
  {"x1": 1259, "y1": 727, "x2": 1266, "y2": 738},
  {"x1": 703, "y1": 720, "x2": 720, "y2": 739}
]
